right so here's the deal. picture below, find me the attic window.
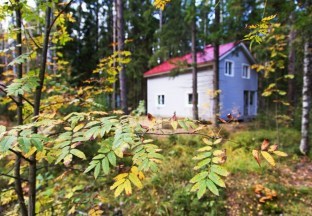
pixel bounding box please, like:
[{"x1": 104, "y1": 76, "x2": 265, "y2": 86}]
[
  {"x1": 242, "y1": 64, "x2": 250, "y2": 79},
  {"x1": 225, "y1": 60, "x2": 234, "y2": 77},
  {"x1": 157, "y1": 95, "x2": 165, "y2": 106}
]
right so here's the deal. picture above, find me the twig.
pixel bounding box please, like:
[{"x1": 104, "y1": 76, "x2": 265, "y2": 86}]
[
  {"x1": 0, "y1": 172, "x2": 28, "y2": 182},
  {"x1": 48, "y1": 0, "x2": 75, "y2": 33},
  {"x1": 0, "y1": 83, "x2": 34, "y2": 107},
  {"x1": 9, "y1": 148, "x2": 33, "y2": 163},
  {"x1": 138, "y1": 131, "x2": 220, "y2": 139}
]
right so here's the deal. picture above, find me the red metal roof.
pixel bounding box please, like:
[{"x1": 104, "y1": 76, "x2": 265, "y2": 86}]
[{"x1": 144, "y1": 42, "x2": 237, "y2": 77}]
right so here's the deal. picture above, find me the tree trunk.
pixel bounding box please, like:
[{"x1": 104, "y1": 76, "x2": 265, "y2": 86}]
[
  {"x1": 300, "y1": 40, "x2": 312, "y2": 154},
  {"x1": 14, "y1": 2, "x2": 28, "y2": 215},
  {"x1": 213, "y1": 0, "x2": 220, "y2": 126},
  {"x1": 287, "y1": 12, "x2": 296, "y2": 116},
  {"x1": 116, "y1": 0, "x2": 127, "y2": 114},
  {"x1": 191, "y1": 1, "x2": 198, "y2": 120},
  {"x1": 29, "y1": 5, "x2": 51, "y2": 215},
  {"x1": 112, "y1": 0, "x2": 117, "y2": 110}
]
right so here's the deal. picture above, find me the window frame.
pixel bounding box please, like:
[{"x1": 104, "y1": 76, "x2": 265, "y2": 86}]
[
  {"x1": 242, "y1": 64, "x2": 250, "y2": 79},
  {"x1": 156, "y1": 94, "x2": 165, "y2": 107},
  {"x1": 186, "y1": 92, "x2": 199, "y2": 107},
  {"x1": 224, "y1": 60, "x2": 234, "y2": 77}
]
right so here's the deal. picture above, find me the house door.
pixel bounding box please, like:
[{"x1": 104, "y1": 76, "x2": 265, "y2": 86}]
[
  {"x1": 244, "y1": 91, "x2": 249, "y2": 116},
  {"x1": 244, "y1": 91, "x2": 256, "y2": 116}
]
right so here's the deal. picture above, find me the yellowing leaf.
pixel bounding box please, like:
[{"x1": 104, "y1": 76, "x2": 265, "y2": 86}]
[
  {"x1": 110, "y1": 178, "x2": 126, "y2": 190},
  {"x1": 203, "y1": 138, "x2": 213, "y2": 145},
  {"x1": 273, "y1": 151, "x2": 288, "y2": 157},
  {"x1": 73, "y1": 123, "x2": 84, "y2": 132},
  {"x1": 252, "y1": 150, "x2": 261, "y2": 167},
  {"x1": 129, "y1": 173, "x2": 143, "y2": 189},
  {"x1": 70, "y1": 149, "x2": 86, "y2": 160},
  {"x1": 197, "y1": 146, "x2": 212, "y2": 152},
  {"x1": 261, "y1": 151, "x2": 275, "y2": 166},
  {"x1": 114, "y1": 173, "x2": 128, "y2": 181},
  {"x1": 213, "y1": 149, "x2": 225, "y2": 157},
  {"x1": 213, "y1": 138, "x2": 222, "y2": 145},
  {"x1": 171, "y1": 120, "x2": 178, "y2": 130},
  {"x1": 114, "y1": 183, "x2": 125, "y2": 197},
  {"x1": 124, "y1": 179, "x2": 132, "y2": 195}
]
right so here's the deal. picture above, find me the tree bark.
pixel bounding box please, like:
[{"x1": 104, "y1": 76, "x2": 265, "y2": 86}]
[
  {"x1": 117, "y1": 0, "x2": 128, "y2": 113},
  {"x1": 191, "y1": 0, "x2": 199, "y2": 120},
  {"x1": 287, "y1": 12, "x2": 296, "y2": 116},
  {"x1": 14, "y1": 1, "x2": 28, "y2": 215},
  {"x1": 213, "y1": 0, "x2": 220, "y2": 126},
  {"x1": 300, "y1": 40, "x2": 312, "y2": 154},
  {"x1": 29, "y1": 5, "x2": 51, "y2": 215}
]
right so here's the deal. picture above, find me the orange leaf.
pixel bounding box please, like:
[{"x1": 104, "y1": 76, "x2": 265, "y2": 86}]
[
  {"x1": 252, "y1": 150, "x2": 261, "y2": 166},
  {"x1": 261, "y1": 139, "x2": 270, "y2": 151}
]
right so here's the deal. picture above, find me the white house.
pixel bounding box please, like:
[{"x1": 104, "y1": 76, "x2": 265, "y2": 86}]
[{"x1": 143, "y1": 42, "x2": 258, "y2": 121}]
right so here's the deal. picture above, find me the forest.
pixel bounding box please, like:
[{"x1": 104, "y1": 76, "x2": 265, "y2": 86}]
[{"x1": 0, "y1": 0, "x2": 311, "y2": 215}]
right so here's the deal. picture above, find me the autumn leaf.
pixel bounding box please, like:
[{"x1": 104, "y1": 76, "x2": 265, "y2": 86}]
[
  {"x1": 252, "y1": 150, "x2": 261, "y2": 166},
  {"x1": 268, "y1": 144, "x2": 278, "y2": 152},
  {"x1": 261, "y1": 151, "x2": 275, "y2": 166},
  {"x1": 261, "y1": 139, "x2": 270, "y2": 151},
  {"x1": 273, "y1": 151, "x2": 288, "y2": 157}
]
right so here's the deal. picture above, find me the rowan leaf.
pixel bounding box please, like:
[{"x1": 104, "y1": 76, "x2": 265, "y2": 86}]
[
  {"x1": 197, "y1": 146, "x2": 212, "y2": 152},
  {"x1": 206, "y1": 179, "x2": 219, "y2": 196},
  {"x1": 190, "y1": 171, "x2": 209, "y2": 183},
  {"x1": 128, "y1": 173, "x2": 143, "y2": 189},
  {"x1": 70, "y1": 149, "x2": 86, "y2": 160},
  {"x1": 124, "y1": 179, "x2": 132, "y2": 195},
  {"x1": 208, "y1": 172, "x2": 225, "y2": 188},
  {"x1": 273, "y1": 151, "x2": 288, "y2": 157},
  {"x1": 102, "y1": 157, "x2": 110, "y2": 174},
  {"x1": 213, "y1": 138, "x2": 222, "y2": 145},
  {"x1": 197, "y1": 181, "x2": 207, "y2": 199},
  {"x1": 110, "y1": 178, "x2": 126, "y2": 190},
  {"x1": 114, "y1": 183, "x2": 125, "y2": 197},
  {"x1": 202, "y1": 138, "x2": 213, "y2": 145},
  {"x1": 107, "y1": 151, "x2": 116, "y2": 166},
  {"x1": 194, "y1": 158, "x2": 211, "y2": 170},
  {"x1": 261, "y1": 151, "x2": 275, "y2": 166},
  {"x1": 94, "y1": 163, "x2": 101, "y2": 179},
  {"x1": 252, "y1": 150, "x2": 261, "y2": 166},
  {"x1": 210, "y1": 165, "x2": 229, "y2": 177}
]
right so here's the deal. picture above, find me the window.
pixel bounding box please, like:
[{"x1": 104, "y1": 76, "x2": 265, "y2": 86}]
[
  {"x1": 187, "y1": 93, "x2": 198, "y2": 106},
  {"x1": 225, "y1": 61, "x2": 234, "y2": 76},
  {"x1": 157, "y1": 95, "x2": 165, "y2": 106},
  {"x1": 242, "y1": 64, "x2": 250, "y2": 79},
  {"x1": 250, "y1": 91, "x2": 255, "y2": 105}
]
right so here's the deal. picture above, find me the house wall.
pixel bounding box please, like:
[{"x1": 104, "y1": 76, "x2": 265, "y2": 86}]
[
  {"x1": 219, "y1": 47, "x2": 258, "y2": 119},
  {"x1": 147, "y1": 69, "x2": 214, "y2": 120}
]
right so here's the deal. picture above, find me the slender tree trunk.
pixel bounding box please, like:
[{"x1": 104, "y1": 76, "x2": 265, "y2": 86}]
[
  {"x1": 112, "y1": 0, "x2": 117, "y2": 110},
  {"x1": 117, "y1": 0, "x2": 127, "y2": 113},
  {"x1": 300, "y1": 40, "x2": 312, "y2": 154},
  {"x1": 14, "y1": 2, "x2": 28, "y2": 215},
  {"x1": 287, "y1": 12, "x2": 296, "y2": 116},
  {"x1": 213, "y1": 0, "x2": 220, "y2": 126},
  {"x1": 29, "y1": 5, "x2": 51, "y2": 215},
  {"x1": 191, "y1": 1, "x2": 198, "y2": 120}
]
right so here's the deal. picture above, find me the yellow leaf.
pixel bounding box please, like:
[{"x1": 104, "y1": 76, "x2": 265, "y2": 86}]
[
  {"x1": 273, "y1": 151, "x2": 288, "y2": 157},
  {"x1": 203, "y1": 138, "x2": 213, "y2": 145},
  {"x1": 110, "y1": 178, "x2": 126, "y2": 190},
  {"x1": 73, "y1": 123, "x2": 84, "y2": 132},
  {"x1": 64, "y1": 127, "x2": 72, "y2": 131},
  {"x1": 197, "y1": 146, "x2": 212, "y2": 152},
  {"x1": 124, "y1": 179, "x2": 132, "y2": 195},
  {"x1": 113, "y1": 173, "x2": 128, "y2": 181},
  {"x1": 213, "y1": 138, "x2": 222, "y2": 145},
  {"x1": 131, "y1": 166, "x2": 139, "y2": 174},
  {"x1": 114, "y1": 183, "x2": 125, "y2": 197},
  {"x1": 261, "y1": 151, "x2": 275, "y2": 166},
  {"x1": 24, "y1": 147, "x2": 37, "y2": 158},
  {"x1": 68, "y1": 205, "x2": 76, "y2": 214},
  {"x1": 171, "y1": 120, "x2": 178, "y2": 130}
]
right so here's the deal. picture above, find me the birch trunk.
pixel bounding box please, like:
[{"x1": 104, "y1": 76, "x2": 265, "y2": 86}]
[{"x1": 300, "y1": 41, "x2": 312, "y2": 154}]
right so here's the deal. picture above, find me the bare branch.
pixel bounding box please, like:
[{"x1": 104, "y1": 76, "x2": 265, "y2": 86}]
[
  {"x1": 9, "y1": 148, "x2": 33, "y2": 163},
  {"x1": 0, "y1": 172, "x2": 28, "y2": 182}
]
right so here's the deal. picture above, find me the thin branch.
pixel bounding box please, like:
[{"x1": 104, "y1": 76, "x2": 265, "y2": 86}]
[
  {"x1": 0, "y1": 172, "x2": 28, "y2": 182},
  {"x1": 48, "y1": 0, "x2": 75, "y2": 33},
  {"x1": 0, "y1": 83, "x2": 34, "y2": 107},
  {"x1": 9, "y1": 148, "x2": 33, "y2": 163},
  {"x1": 138, "y1": 131, "x2": 220, "y2": 139},
  {"x1": 21, "y1": 22, "x2": 41, "y2": 49}
]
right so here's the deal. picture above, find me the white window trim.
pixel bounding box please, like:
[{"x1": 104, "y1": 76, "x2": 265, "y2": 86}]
[
  {"x1": 156, "y1": 93, "x2": 165, "y2": 107},
  {"x1": 242, "y1": 63, "x2": 250, "y2": 79},
  {"x1": 185, "y1": 91, "x2": 200, "y2": 107},
  {"x1": 224, "y1": 60, "x2": 234, "y2": 77}
]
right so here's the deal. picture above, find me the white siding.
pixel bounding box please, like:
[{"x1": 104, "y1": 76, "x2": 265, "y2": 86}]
[{"x1": 147, "y1": 69, "x2": 214, "y2": 120}]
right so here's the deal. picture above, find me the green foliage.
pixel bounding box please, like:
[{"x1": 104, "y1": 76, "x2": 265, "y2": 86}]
[{"x1": 6, "y1": 73, "x2": 39, "y2": 97}]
